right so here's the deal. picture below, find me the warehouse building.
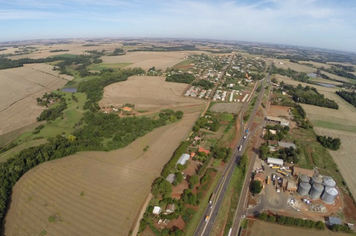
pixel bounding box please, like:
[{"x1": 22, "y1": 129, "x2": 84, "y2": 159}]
[{"x1": 267, "y1": 157, "x2": 283, "y2": 166}]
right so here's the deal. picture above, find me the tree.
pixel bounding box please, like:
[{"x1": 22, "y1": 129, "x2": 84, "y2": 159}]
[
  {"x1": 251, "y1": 180, "x2": 262, "y2": 194},
  {"x1": 189, "y1": 175, "x2": 199, "y2": 189},
  {"x1": 192, "y1": 125, "x2": 200, "y2": 132},
  {"x1": 176, "y1": 172, "x2": 184, "y2": 184}
]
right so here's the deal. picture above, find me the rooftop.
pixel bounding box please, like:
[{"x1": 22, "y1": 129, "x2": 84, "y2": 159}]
[{"x1": 176, "y1": 153, "x2": 190, "y2": 166}]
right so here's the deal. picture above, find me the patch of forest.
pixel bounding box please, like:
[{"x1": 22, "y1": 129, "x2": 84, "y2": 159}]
[
  {"x1": 282, "y1": 83, "x2": 339, "y2": 109},
  {"x1": 165, "y1": 73, "x2": 195, "y2": 84},
  {"x1": 336, "y1": 90, "x2": 356, "y2": 107}
]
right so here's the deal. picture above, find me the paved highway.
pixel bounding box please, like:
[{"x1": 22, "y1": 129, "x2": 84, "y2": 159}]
[{"x1": 194, "y1": 69, "x2": 271, "y2": 236}]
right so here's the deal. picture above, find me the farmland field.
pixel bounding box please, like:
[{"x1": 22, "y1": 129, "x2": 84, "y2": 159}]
[
  {"x1": 247, "y1": 220, "x2": 350, "y2": 236},
  {"x1": 0, "y1": 64, "x2": 72, "y2": 137},
  {"x1": 4, "y1": 110, "x2": 202, "y2": 236},
  {"x1": 275, "y1": 74, "x2": 356, "y2": 200},
  {"x1": 273, "y1": 60, "x2": 316, "y2": 73},
  {"x1": 99, "y1": 76, "x2": 206, "y2": 111},
  {"x1": 88, "y1": 62, "x2": 132, "y2": 71},
  {"x1": 100, "y1": 51, "x2": 195, "y2": 70},
  {"x1": 209, "y1": 102, "x2": 243, "y2": 113}
]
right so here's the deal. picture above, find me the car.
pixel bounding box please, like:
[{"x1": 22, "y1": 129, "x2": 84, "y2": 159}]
[{"x1": 243, "y1": 135, "x2": 247, "y2": 139}]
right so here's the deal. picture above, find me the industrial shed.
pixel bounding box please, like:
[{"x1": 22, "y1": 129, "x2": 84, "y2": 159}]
[
  {"x1": 165, "y1": 174, "x2": 176, "y2": 184},
  {"x1": 327, "y1": 217, "x2": 342, "y2": 226},
  {"x1": 278, "y1": 141, "x2": 296, "y2": 149},
  {"x1": 267, "y1": 157, "x2": 283, "y2": 166},
  {"x1": 176, "y1": 153, "x2": 190, "y2": 166},
  {"x1": 266, "y1": 116, "x2": 290, "y2": 126}
]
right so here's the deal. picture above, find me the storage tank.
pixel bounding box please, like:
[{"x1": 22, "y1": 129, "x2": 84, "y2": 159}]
[
  {"x1": 310, "y1": 183, "x2": 324, "y2": 199},
  {"x1": 323, "y1": 176, "x2": 336, "y2": 188},
  {"x1": 299, "y1": 174, "x2": 310, "y2": 184},
  {"x1": 322, "y1": 187, "x2": 338, "y2": 204},
  {"x1": 311, "y1": 176, "x2": 323, "y2": 185},
  {"x1": 298, "y1": 182, "x2": 311, "y2": 196}
]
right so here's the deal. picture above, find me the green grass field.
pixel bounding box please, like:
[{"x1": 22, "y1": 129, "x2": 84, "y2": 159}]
[
  {"x1": 89, "y1": 63, "x2": 132, "y2": 71},
  {"x1": 172, "y1": 59, "x2": 194, "y2": 69},
  {"x1": 0, "y1": 139, "x2": 47, "y2": 163},
  {"x1": 312, "y1": 120, "x2": 356, "y2": 133},
  {"x1": 17, "y1": 92, "x2": 87, "y2": 143},
  {"x1": 218, "y1": 113, "x2": 234, "y2": 122}
]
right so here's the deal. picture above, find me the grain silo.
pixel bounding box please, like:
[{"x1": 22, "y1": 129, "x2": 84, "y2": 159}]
[
  {"x1": 322, "y1": 187, "x2": 338, "y2": 204},
  {"x1": 310, "y1": 183, "x2": 324, "y2": 199},
  {"x1": 298, "y1": 182, "x2": 311, "y2": 196},
  {"x1": 311, "y1": 176, "x2": 323, "y2": 185},
  {"x1": 323, "y1": 176, "x2": 336, "y2": 188},
  {"x1": 299, "y1": 174, "x2": 310, "y2": 184}
]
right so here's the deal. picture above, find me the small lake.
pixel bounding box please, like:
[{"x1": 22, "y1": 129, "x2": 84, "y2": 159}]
[
  {"x1": 61, "y1": 87, "x2": 77, "y2": 93},
  {"x1": 316, "y1": 83, "x2": 336, "y2": 88}
]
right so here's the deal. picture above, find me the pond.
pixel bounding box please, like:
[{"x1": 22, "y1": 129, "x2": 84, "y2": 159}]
[
  {"x1": 61, "y1": 87, "x2": 77, "y2": 93},
  {"x1": 316, "y1": 83, "x2": 336, "y2": 88}
]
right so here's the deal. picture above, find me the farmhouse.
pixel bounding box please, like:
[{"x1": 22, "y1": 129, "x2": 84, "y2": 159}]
[
  {"x1": 292, "y1": 166, "x2": 314, "y2": 177},
  {"x1": 327, "y1": 217, "x2": 342, "y2": 227},
  {"x1": 254, "y1": 172, "x2": 265, "y2": 184},
  {"x1": 176, "y1": 153, "x2": 190, "y2": 166},
  {"x1": 278, "y1": 141, "x2": 296, "y2": 149},
  {"x1": 266, "y1": 116, "x2": 289, "y2": 126},
  {"x1": 198, "y1": 147, "x2": 210, "y2": 155},
  {"x1": 165, "y1": 204, "x2": 175, "y2": 214},
  {"x1": 267, "y1": 157, "x2": 283, "y2": 166},
  {"x1": 165, "y1": 174, "x2": 176, "y2": 184},
  {"x1": 153, "y1": 206, "x2": 162, "y2": 215}
]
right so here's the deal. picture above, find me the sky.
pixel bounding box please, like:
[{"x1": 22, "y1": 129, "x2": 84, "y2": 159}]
[{"x1": 1, "y1": 0, "x2": 356, "y2": 52}]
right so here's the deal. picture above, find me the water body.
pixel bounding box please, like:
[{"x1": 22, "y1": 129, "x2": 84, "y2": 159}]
[
  {"x1": 61, "y1": 87, "x2": 77, "y2": 93},
  {"x1": 317, "y1": 83, "x2": 336, "y2": 88}
]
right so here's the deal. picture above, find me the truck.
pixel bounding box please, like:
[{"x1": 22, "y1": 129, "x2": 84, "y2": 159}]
[
  {"x1": 238, "y1": 145, "x2": 242, "y2": 151},
  {"x1": 267, "y1": 176, "x2": 270, "y2": 185},
  {"x1": 205, "y1": 215, "x2": 210, "y2": 222},
  {"x1": 272, "y1": 166, "x2": 280, "y2": 169},
  {"x1": 209, "y1": 193, "x2": 215, "y2": 204},
  {"x1": 277, "y1": 169, "x2": 290, "y2": 177}
]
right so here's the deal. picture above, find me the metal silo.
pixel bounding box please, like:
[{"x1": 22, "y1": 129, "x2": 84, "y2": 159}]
[
  {"x1": 310, "y1": 183, "x2": 324, "y2": 199},
  {"x1": 323, "y1": 176, "x2": 336, "y2": 188},
  {"x1": 299, "y1": 174, "x2": 310, "y2": 184},
  {"x1": 322, "y1": 187, "x2": 338, "y2": 204},
  {"x1": 311, "y1": 176, "x2": 323, "y2": 185},
  {"x1": 298, "y1": 182, "x2": 311, "y2": 196}
]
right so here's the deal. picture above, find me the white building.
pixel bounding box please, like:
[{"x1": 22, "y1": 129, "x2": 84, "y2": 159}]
[
  {"x1": 267, "y1": 157, "x2": 283, "y2": 166},
  {"x1": 176, "y1": 153, "x2": 190, "y2": 166},
  {"x1": 153, "y1": 206, "x2": 162, "y2": 215}
]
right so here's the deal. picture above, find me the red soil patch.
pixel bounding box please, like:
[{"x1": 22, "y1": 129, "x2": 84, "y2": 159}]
[
  {"x1": 166, "y1": 217, "x2": 186, "y2": 231},
  {"x1": 171, "y1": 180, "x2": 189, "y2": 200},
  {"x1": 268, "y1": 105, "x2": 291, "y2": 117},
  {"x1": 342, "y1": 190, "x2": 356, "y2": 222}
]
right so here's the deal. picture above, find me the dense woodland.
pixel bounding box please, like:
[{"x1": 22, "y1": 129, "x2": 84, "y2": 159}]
[
  {"x1": 282, "y1": 84, "x2": 339, "y2": 109},
  {"x1": 165, "y1": 73, "x2": 195, "y2": 84},
  {"x1": 316, "y1": 135, "x2": 341, "y2": 150},
  {"x1": 192, "y1": 79, "x2": 215, "y2": 90},
  {"x1": 336, "y1": 90, "x2": 356, "y2": 107}
]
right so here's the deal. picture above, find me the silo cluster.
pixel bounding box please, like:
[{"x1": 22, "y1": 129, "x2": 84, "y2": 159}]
[{"x1": 297, "y1": 175, "x2": 338, "y2": 204}]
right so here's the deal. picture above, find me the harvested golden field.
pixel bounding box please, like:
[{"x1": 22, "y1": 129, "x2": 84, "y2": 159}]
[
  {"x1": 273, "y1": 60, "x2": 315, "y2": 73},
  {"x1": 247, "y1": 220, "x2": 350, "y2": 236},
  {"x1": 99, "y1": 76, "x2": 206, "y2": 111},
  {"x1": 100, "y1": 51, "x2": 196, "y2": 70},
  {"x1": 4, "y1": 110, "x2": 202, "y2": 236},
  {"x1": 314, "y1": 127, "x2": 356, "y2": 199},
  {"x1": 0, "y1": 64, "x2": 72, "y2": 136}
]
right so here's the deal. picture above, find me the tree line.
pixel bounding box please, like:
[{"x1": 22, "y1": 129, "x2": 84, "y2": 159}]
[
  {"x1": 283, "y1": 84, "x2": 339, "y2": 109},
  {"x1": 165, "y1": 73, "x2": 195, "y2": 84},
  {"x1": 336, "y1": 90, "x2": 356, "y2": 107}
]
